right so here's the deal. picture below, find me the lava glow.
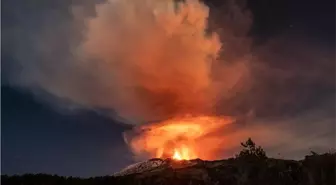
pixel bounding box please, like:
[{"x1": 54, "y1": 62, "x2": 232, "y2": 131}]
[
  {"x1": 173, "y1": 149, "x2": 182, "y2": 160},
  {"x1": 172, "y1": 145, "x2": 194, "y2": 160},
  {"x1": 124, "y1": 115, "x2": 234, "y2": 160}
]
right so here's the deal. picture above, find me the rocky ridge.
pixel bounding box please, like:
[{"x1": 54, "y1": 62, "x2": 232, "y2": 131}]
[
  {"x1": 2, "y1": 153, "x2": 335, "y2": 185},
  {"x1": 112, "y1": 153, "x2": 335, "y2": 185}
]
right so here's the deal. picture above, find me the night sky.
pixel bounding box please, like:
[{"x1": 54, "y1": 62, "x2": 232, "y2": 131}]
[{"x1": 2, "y1": 0, "x2": 335, "y2": 177}]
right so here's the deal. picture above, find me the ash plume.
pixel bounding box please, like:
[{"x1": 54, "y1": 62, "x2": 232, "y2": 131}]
[
  {"x1": 77, "y1": 0, "x2": 223, "y2": 123},
  {"x1": 4, "y1": 0, "x2": 252, "y2": 124},
  {"x1": 2, "y1": 0, "x2": 334, "y2": 159}
]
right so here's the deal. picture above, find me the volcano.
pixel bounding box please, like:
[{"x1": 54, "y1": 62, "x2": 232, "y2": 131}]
[
  {"x1": 112, "y1": 154, "x2": 335, "y2": 185},
  {"x1": 113, "y1": 158, "x2": 204, "y2": 177},
  {"x1": 124, "y1": 115, "x2": 234, "y2": 161},
  {"x1": 2, "y1": 153, "x2": 335, "y2": 185}
]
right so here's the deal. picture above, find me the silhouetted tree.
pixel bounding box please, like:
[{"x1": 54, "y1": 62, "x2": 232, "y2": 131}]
[{"x1": 236, "y1": 138, "x2": 267, "y2": 159}]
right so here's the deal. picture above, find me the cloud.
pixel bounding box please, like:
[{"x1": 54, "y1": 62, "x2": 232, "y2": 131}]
[
  {"x1": 2, "y1": 0, "x2": 334, "y2": 158},
  {"x1": 3, "y1": 0, "x2": 253, "y2": 124}
]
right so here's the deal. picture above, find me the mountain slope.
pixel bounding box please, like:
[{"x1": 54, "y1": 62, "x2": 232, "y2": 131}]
[
  {"x1": 113, "y1": 154, "x2": 335, "y2": 185},
  {"x1": 2, "y1": 153, "x2": 335, "y2": 185}
]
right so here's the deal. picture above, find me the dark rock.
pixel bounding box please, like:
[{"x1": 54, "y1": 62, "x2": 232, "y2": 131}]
[{"x1": 2, "y1": 153, "x2": 335, "y2": 185}]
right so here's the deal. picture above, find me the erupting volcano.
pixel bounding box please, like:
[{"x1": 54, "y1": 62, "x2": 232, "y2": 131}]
[
  {"x1": 172, "y1": 146, "x2": 193, "y2": 160},
  {"x1": 124, "y1": 116, "x2": 234, "y2": 160},
  {"x1": 81, "y1": 0, "x2": 248, "y2": 161}
]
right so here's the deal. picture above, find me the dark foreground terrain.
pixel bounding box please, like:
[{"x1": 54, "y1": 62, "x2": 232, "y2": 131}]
[{"x1": 2, "y1": 153, "x2": 335, "y2": 185}]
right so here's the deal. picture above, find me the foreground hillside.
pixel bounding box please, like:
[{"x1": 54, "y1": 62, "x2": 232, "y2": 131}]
[{"x1": 2, "y1": 153, "x2": 335, "y2": 185}]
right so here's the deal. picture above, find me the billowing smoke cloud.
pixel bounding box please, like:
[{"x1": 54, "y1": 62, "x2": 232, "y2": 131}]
[
  {"x1": 4, "y1": 0, "x2": 252, "y2": 124},
  {"x1": 2, "y1": 0, "x2": 334, "y2": 159},
  {"x1": 74, "y1": 0, "x2": 253, "y2": 123},
  {"x1": 77, "y1": 0, "x2": 223, "y2": 123}
]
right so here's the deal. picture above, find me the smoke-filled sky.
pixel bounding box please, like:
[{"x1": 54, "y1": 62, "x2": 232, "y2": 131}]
[{"x1": 2, "y1": 0, "x2": 335, "y2": 177}]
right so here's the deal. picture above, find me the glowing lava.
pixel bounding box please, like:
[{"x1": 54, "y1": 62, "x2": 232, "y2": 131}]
[
  {"x1": 124, "y1": 115, "x2": 234, "y2": 160},
  {"x1": 172, "y1": 146, "x2": 194, "y2": 160},
  {"x1": 173, "y1": 149, "x2": 182, "y2": 160}
]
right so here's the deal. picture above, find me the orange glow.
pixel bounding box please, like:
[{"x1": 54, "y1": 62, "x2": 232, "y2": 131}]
[
  {"x1": 124, "y1": 115, "x2": 234, "y2": 160},
  {"x1": 172, "y1": 145, "x2": 195, "y2": 160},
  {"x1": 173, "y1": 149, "x2": 182, "y2": 160}
]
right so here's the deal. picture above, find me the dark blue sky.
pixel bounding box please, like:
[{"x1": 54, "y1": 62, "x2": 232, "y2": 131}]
[
  {"x1": 2, "y1": 0, "x2": 335, "y2": 177},
  {"x1": 1, "y1": 86, "x2": 133, "y2": 176}
]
